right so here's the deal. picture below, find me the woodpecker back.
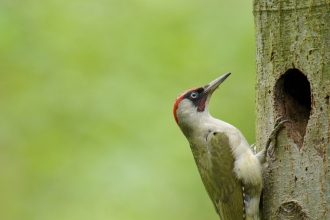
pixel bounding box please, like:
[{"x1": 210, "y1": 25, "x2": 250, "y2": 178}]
[{"x1": 173, "y1": 73, "x2": 263, "y2": 220}]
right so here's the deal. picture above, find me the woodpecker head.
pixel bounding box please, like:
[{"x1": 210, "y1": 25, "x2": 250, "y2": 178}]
[{"x1": 173, "y1": 73, "x2": 231, "y2": 135}]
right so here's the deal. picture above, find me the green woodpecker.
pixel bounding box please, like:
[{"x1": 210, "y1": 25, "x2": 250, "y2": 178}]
[{"x1": 173, "y1": 73, "x2": 263, "y2": 220}]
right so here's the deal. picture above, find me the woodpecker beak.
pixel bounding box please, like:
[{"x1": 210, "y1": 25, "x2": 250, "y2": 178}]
[{"x1": 203, "y1": 72, "x2": 231, "y2": 94}]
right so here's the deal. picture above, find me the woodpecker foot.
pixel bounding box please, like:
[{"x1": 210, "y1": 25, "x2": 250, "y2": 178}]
[
  {"x1": 250, "y1": 143, "x2": 257, "y2": 154},
  {"x1": 266, "y1": 118, "x2": 290, "y2": 157}
]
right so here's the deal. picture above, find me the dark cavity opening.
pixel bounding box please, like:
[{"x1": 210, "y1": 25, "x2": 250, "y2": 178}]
[{"x1": 274, "y1": 69, "x2": 311, "y2": 148}]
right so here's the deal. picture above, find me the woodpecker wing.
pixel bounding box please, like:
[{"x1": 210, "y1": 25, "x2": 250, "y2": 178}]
[{"x1": 205, "y1": 131, "x2": 244, "y2": 220}]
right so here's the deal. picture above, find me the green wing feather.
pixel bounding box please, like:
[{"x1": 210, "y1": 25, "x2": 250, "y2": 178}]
[{"x1": 204, "y1": 131, "x2": 244, "y2": 220}]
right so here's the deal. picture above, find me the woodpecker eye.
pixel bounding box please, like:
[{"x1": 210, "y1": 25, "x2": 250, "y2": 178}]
[{"x1": 190, "y1": 92, "x2": 199, "y2": 99}]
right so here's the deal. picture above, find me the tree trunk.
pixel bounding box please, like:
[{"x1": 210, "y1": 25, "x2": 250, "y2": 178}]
[{"x1": 253, "y1": 1, "x2": 330, "y2": 219}]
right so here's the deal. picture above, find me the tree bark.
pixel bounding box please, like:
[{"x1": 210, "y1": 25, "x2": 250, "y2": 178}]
[{"x1": 253, "y1": 1, "x2": 330, "y2": 219}]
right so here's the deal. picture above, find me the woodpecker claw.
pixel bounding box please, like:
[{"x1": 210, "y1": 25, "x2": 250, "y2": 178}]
[
  {"x1": 266, "y1": 119, "x2": 290, "y2": 157},
  {"x1": 250, "y1": 143, "x2": 257, "y2": 154}
]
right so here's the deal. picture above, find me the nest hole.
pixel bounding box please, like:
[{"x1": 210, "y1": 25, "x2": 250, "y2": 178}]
[{"x1": 274, "y1": 69, "x2": 311, "y2": 148}]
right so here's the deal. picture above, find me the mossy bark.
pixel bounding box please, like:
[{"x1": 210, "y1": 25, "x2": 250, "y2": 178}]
[{"x1": 253, "y1": 1, "x2": 330, "y2": 219}]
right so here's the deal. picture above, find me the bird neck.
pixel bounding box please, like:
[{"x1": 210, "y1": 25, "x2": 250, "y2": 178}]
[{"x1": 178, "y1": 111, "x2": 212, "y2": 139}]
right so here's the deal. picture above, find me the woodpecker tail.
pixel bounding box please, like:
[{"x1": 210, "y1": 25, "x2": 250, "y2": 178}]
[
  {"x1": 245, "y1": 208, "x2": 260, "y2": 220},
  {"x1": 245, "y1": 216, "x2": 260, "y2": 220},
  {"x1": 244, "y1": 192, "x2": 261, "y2": 220}
]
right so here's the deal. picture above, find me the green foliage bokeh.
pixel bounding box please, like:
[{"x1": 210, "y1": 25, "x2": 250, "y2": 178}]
[{"x1": 0, "y1": 0, "x2": 256, "y2": 219}]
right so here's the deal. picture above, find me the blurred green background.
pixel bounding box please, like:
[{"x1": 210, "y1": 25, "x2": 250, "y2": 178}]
[{"x1": 0, "y1": 0, "x2": 255, "y2": 219}]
